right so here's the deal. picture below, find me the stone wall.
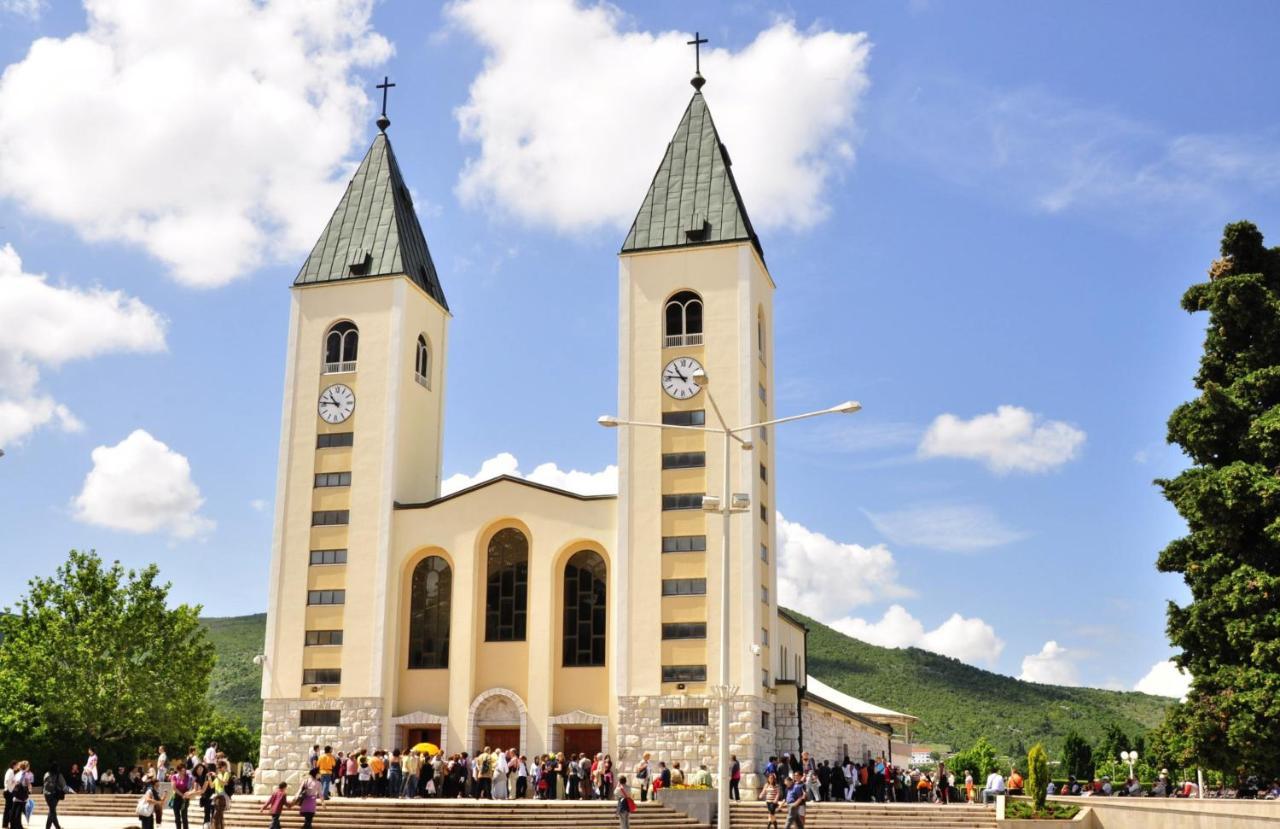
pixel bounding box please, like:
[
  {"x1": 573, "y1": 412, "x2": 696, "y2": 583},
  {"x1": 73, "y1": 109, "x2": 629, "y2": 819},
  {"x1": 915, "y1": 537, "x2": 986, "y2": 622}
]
[
  {"x1": 257, "y1": 697, "x2": 384, "y2": 793},
  {"x1": 616, "y1": 693, "x2": 771, "y2": 793},
  {"x1": 773, "y1": 701, "x2": 800, "y2": 757},
  {"x1": 800, "y1": 704, "x2": 889, "y2": 766}
]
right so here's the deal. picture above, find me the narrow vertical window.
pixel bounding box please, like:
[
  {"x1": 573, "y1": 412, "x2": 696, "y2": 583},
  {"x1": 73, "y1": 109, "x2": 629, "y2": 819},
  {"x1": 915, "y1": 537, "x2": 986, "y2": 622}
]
[
  {"x1": 414, "y1": 334, "x2": 431, "y2": 388},
  {"x1": 562, "y1": 550, "x2": 607, "y2": 666},
  {"x1": 485, "y1": 528, "x2": 529, "y2": 641},
  {"x1": 408, "y1": 556, "x2": 451, "y2": 668}
]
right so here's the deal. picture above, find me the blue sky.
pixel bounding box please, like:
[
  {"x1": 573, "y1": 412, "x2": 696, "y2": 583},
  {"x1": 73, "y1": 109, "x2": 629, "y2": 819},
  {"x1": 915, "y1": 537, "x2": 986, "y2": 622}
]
[{"x1": 2, "y1": 0, "x2": 1278, "y2": 698}]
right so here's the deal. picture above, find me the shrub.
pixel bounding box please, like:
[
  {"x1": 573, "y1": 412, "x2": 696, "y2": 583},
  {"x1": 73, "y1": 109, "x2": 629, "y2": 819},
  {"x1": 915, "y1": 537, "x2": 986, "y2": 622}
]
[{"x1": 1027, "y1": 743, "x2": 1050, "y2": 811}]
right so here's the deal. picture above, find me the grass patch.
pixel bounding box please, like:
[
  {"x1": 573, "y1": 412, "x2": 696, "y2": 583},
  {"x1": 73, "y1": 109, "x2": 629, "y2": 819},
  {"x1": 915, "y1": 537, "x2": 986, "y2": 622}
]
[{"x1": 1004, "y1": 801, "x2": 1080, "y2": 820}]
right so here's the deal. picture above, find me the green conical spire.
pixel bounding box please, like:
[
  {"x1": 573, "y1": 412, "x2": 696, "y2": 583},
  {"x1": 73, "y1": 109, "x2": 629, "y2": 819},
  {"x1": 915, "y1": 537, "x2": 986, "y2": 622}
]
[
  {"x1": 621, "y1": 91, "x2": 760, "y2": 258},
  {"x1": 295, "y1": 131, "x2": 447, "y2": 310}
]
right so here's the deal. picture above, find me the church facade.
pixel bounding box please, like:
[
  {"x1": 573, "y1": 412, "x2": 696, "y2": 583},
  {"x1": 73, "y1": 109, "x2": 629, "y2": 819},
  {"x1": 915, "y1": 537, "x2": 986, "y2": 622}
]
[{"x1": 257, "y1": 79, "x2": 902, "y2": 794}]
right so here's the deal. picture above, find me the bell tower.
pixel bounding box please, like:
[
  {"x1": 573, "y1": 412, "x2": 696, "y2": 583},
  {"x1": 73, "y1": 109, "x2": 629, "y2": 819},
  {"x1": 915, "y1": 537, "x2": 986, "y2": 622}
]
[
  {"x1": 257, "y1": 99, "x2": 450, "y2": 792},
  {"x1": 613, "y1": 72, "x2": 778, "y2": 784}
]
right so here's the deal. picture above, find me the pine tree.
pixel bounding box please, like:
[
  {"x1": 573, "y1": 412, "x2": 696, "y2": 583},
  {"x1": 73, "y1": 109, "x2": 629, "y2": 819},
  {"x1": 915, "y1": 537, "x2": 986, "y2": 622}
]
[{"x1": 1157, "y1": 220, "x2": 1280, "y2": 775}]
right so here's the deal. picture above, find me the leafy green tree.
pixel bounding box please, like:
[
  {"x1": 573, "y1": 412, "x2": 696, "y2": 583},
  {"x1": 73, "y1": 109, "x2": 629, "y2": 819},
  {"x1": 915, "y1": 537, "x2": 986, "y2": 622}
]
[
  {"x1": 1096, "y1": 723, "x2": 1130, "y2": 768},
  {"x1": 195, "y1": 711, "x2": 258, "y2": 764},
  {"x1": 0, "y1": 550, "x2": 215, "y2": 765},
  {"x1": 1157, "y1": 220, "x2": 1280, "y2": 776},
  {"x1": 1060, "y1": 731, "x2": 1094, "y2": 779},
  {"x1": 949, "y1": 736, "x2": 999, "y2": 781},
  {"x1": 1027, "y1": 744, "x2": 1050, "y2": 811}
]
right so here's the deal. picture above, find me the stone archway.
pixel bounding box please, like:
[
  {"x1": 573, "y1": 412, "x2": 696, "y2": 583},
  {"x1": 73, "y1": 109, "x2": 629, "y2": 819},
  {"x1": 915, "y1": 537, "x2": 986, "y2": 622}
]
[
  {"x1": 467, "y1": 688, "x2": 528, "y2": 753},
  {"x1": 389, "y1": 710, "x2": 448, "y2": 756},
  {"x1": 547, "y1": 709, "x2": 610, "y2": 755}
]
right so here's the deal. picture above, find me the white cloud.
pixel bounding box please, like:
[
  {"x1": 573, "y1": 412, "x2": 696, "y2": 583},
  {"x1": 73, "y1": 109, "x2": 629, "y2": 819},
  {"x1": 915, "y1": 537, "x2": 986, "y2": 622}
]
[
  {"x1": 1018, "y1": 640, "x2": 1081, "y2": 686},
  {"x1": 884, "y1": 80, "x2": 1280, "y2": 220},
  {"x1": 776, "y1": 512, "x2": 913, "y2": 614},
  {"x1": 830, "y1": 604, "x2": 1005, "y2": 667},
  {"x1": 864, "y1": 502, "x2": 1027, "y2": 552},
  {"x1": 448, "y1": 0, "x2": 871, "y2": 233},
  {"x1": 0, "y1": 0, "x2": 392, "y2": 287},
  {"x1": 1, "y1": 0, "x2": 43, "y2": 18},
  {"x1": 0, "y1": 244, "x2": 166, "y2": 445},
  {"x1": 250, "y1": 499, "x2": 269, "y2": 513},
  {"x1": 1134, "y1": 660, "x2": 1191, "y2": 700},
  {"x1": 441, "y1": 451, "x2": 618, "y2": 497},
  {"x1": 919, "y1": 405, "x2": 1085, "y2": 474},
  {"x1": 72, "y1": 429, "x2": 213, "y2": 538}
]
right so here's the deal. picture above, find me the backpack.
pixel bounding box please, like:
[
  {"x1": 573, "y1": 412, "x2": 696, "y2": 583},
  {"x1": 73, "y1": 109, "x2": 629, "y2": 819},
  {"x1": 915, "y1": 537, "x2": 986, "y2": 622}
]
[{"x1": 43, "y1": 773, "x2": 63, "y2": 799}]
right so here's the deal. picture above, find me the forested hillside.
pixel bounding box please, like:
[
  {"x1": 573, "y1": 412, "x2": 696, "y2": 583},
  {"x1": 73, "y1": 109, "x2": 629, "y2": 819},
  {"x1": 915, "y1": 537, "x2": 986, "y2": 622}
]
[
  {"x1": 796, "y1": 611, "x2": 1172, "y2": 756},
  {"x1": 203, "y1": 611, "x2": 1172, "y2": 756}
]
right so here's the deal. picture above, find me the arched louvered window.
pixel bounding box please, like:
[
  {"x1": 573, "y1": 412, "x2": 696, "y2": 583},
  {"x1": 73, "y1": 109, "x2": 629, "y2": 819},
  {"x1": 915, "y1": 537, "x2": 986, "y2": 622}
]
[
  {"x1": 562, "y1": 550, "x2": 607, "y2": 666},
  {"x1": 324, "y1": 321, "x2": 359, "y2": 373},
  {"x1": 664, "y1": 291, "x2": 703, "y2": 347},
  {"x1": 485, "y1": 528, "x2": 529, "y2": 641},
  {"x1": 414, "y1": 334, "x2": 431, "y2": 388},
  {"x1": 408, "y1": 556, "x2": 451, "y2": 668}
]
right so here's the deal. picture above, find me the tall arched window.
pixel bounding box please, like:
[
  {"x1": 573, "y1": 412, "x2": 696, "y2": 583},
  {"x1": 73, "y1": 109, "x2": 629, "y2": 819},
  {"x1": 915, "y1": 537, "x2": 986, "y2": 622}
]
[
  {"x1": 324, "y1": 321, "x2": 359, "y2": 373},
  {"x1": 664, "y1": 291, "x2": 703, "y2": 347},
  {"x1": 485, "y1": 528, "x2": 528, "y2": 641},
  {"x1": 562, "y1": 550, "x2": 606, "y2": 666},
  {"x1": 414, "y1": 335, "x2": 431, "y2": 388},
  {"x1": 757, "y1": 311, "x2": 766, "y2": 363},
  {"x1": 408, "y1": 556, "x2": 451, "y2": 668}
]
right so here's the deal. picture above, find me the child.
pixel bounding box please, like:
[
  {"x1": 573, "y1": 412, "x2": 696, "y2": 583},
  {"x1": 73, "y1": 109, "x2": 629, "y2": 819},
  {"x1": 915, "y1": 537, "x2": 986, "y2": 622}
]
[
  {"x1": 261, "y1": 782, "x2": 289, "y2": 829},
  {"x1": 615, "y1": 775, "x2": 635, "y2": 829},
  {"x1": 759, "y1": 771, "x2": 782, "y2": 829}
]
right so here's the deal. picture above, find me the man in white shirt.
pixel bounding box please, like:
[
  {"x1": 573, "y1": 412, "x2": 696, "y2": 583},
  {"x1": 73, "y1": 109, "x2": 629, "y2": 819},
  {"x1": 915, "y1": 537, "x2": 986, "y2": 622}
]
[
  {"x1": 203, "y1": 742, "x2": 218, "y2": 765},
  {"x1": 4, "y1": 761, "x2": 18, "y2": 829},
  {"x1": 156, "y1": 746, "x2": 168, "y2": 782},
  {"x1": 982, "y1": 770, "x2": 1006, "y2": 804}
]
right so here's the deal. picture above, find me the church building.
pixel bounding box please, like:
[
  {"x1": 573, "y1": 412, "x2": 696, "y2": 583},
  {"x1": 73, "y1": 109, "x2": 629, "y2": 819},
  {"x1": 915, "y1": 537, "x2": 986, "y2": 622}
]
[{"x1": 257, "y1": 71, "x2": 911, "y2": 794}]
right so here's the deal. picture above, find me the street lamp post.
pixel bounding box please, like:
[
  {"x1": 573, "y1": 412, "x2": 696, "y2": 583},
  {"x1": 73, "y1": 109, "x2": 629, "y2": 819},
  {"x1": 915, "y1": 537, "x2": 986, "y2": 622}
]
[
  {"x1": 1120, "y1": 751, "x2": 1139, "y2": 781},
  {"x1": 600, "y1": 370, "x2": 860, "y2": 827}
]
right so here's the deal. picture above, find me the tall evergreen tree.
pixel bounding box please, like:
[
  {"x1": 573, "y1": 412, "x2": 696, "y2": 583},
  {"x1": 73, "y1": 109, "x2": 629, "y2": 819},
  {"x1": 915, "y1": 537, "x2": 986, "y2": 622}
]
[{"x1": 1157, "y1": 220, "x2": 1280, "y2": 774}]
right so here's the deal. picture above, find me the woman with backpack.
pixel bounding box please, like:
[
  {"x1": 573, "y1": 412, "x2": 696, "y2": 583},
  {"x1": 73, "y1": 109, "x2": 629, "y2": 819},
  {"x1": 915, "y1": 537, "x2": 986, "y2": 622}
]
[
  {"x1": 615, "y1": 775, "x2": 635, "y2": 829},
  {"x1": 41, "y1": 762, "x2": 68, "y2": 829}
]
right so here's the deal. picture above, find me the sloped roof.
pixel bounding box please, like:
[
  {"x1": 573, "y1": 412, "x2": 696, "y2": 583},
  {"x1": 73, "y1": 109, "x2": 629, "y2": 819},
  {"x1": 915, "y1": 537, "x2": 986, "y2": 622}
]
[
  {"x1": 295, "y1": 131, "x2": 448, "y2": 310},
  {"x1": 621, "y1": 91, "x2": 761, "y2": 257},
  {"x1": 394, "y1": 474, "x2": 617, "y2": 510},
  {"x1": 806, "y1": 675, "x2": 918, "y2": 725}
]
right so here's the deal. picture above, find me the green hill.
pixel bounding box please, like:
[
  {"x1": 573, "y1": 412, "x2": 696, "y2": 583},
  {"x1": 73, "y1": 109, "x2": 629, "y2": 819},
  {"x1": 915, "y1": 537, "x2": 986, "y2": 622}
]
[
  {"x1": 202, "y1": 613, "x2": 267, "y2": 730},
  {"x1": 795, "y1": 610, "x2": 1173, "y2": 756},
  {"x1": 203, "y1": 611, "x2": 1173, "y2": 756}
]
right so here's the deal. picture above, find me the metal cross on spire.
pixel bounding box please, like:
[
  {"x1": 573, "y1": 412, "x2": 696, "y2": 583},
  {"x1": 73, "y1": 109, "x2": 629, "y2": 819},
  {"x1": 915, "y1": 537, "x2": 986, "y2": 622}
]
[
  {"x1": 687, "y1": 31, "x2": 708, "y2": 90},
  {"x1": 376, "y1": 76, "x2": 396, "y2": 131}
]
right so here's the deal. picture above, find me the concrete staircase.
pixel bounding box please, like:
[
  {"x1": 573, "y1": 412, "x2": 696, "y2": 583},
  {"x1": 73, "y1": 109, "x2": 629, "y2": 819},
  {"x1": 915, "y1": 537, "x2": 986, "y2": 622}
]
[
  {"x1": 53, "y1": 793, "x2": 711, "y2": 828},
  {"x1": 728, "y1": 801, "x2": 998, "y2": 829}
]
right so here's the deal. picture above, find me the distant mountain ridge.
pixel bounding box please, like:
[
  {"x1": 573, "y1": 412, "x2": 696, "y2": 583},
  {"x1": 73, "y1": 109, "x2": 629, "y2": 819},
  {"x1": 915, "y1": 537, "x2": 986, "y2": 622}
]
[{"x1": 205, "y1": 611, "x2": 1172, "y2": 754}]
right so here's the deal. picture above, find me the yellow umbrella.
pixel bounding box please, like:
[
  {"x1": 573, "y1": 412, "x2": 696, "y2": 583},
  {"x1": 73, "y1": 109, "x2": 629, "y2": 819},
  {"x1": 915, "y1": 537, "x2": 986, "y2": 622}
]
[{"x1": 411, "y1": 742, "x2": 440, "y2": 756}]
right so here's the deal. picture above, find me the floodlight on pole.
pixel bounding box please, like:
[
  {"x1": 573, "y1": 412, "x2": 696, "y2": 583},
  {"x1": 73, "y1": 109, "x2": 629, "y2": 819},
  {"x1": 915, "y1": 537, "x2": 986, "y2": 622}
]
[{"x1": 598, "y1": 380, "x2": 861, "y2": 823}]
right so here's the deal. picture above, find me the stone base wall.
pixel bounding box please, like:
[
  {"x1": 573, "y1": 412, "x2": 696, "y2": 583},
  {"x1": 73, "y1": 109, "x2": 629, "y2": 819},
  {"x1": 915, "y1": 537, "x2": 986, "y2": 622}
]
[
  {"x1": 800, "y1": 704, "x2": 889, "y2": 766},
  {"x1": 773, "y1": 701, "x2": 800, "y2": 757},
  {"x1": 257, "y1": 697, "x2": 384, "y2": 794},
  {"x1": 616, "y1": 693, "x2": 770, "y2": 794}
]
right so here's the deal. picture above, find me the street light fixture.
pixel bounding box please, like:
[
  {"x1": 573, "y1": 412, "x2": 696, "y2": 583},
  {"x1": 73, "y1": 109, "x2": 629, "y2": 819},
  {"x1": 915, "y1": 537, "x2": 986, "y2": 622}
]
[
  {"x1": 1120, "y1": 750, "x2": 1139, "y2": 780},
  {"x1": 599, "y1": 371, "x2": 861, "y2": 825}
]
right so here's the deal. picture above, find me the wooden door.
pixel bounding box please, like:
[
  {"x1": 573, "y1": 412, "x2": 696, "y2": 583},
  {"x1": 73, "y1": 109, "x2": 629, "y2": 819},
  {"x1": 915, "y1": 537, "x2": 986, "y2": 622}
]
[
  {"x1": 562, "y1": 727, "x2": 602, "y2": 757},
  {"x1": 483, "y1": 728, "x2": 521, "y2": 752},
  {"x1": 405, "y1": 726, "x2": 441, "y2": 750}
]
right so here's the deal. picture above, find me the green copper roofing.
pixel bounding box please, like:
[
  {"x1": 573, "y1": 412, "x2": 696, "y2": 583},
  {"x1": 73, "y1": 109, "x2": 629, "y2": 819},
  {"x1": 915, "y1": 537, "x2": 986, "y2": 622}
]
[
  {"x1": 295, "y1": 132, "x2": 448, "y2": 310},
  {"x1": 621, "y1": 91, "x2": 761, "y2": 257}
]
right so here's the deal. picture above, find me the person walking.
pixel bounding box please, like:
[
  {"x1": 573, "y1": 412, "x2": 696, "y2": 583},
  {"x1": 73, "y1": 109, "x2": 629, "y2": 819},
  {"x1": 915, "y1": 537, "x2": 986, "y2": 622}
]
[
  {"x1": 260, "y1": 783, "x2": 288, "y2": 829},
  {"x1": 135, "y1": 774, "x2": 162, "y2": 829},
  {"x1": 168, "y1": 765, "x2": 191, "y2": 829},
  {"x1": 41, "y1": 763, "x2": 68, "y2": 829},
  {"x1": 83, "y1": 751, "x2": 98, "y2": 796},
  {"x1": 614, "y1": 775, "x2": 635, "y2": 829},
  {"x1": 292, "y1": 769, "x2": 321, "y2": 829},
  {"x1": 730, "y1": 755, "x2": 741, "y2": 801},
  {"x1": 759, "y1": 772, "x2": 782, "y2": 829},
  {"x1": 784, "y1": 771, "x2": 807, "y2": 829},
  {"x1": 211, "y1": 761, "x2": 232, "y2": 829}
]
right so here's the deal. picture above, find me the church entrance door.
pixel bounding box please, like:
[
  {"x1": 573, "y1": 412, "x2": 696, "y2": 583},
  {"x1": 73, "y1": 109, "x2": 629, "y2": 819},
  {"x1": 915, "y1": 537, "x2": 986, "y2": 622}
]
[
  {"x1": 562, "y1": 727, "x2": 602, "y2": 757},
  {"x1": 405, "y1": 725, "x2": 442, "y2": 750},
  {"x1": 484, "y1": 728, "x2": 521, "y2": 752}
]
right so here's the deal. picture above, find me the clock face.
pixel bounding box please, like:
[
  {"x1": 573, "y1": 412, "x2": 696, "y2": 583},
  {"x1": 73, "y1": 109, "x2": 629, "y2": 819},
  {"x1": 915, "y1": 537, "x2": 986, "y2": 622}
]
[
  {"x1": 662, "y1": 356, "x2": 704, "y2": 400},
  {"x1": 318, "y1": 384, "x2": 355, "y2": 424}
]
